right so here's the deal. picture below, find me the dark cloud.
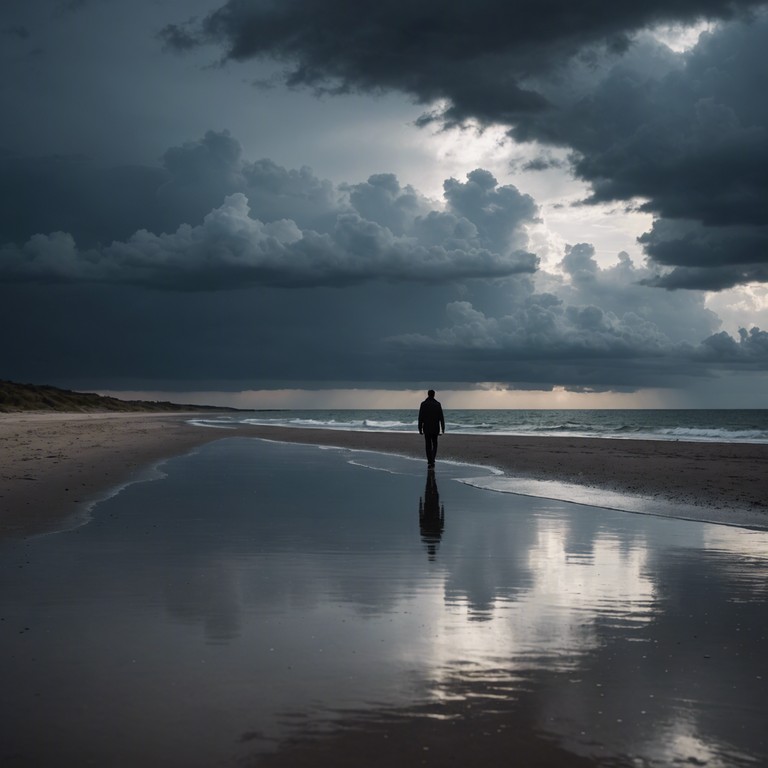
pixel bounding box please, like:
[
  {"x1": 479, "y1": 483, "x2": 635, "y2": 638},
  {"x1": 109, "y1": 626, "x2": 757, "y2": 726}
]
[
  {"x1": 0, "y1": 278, "x2": 461, "y2": 389},
  {"x1": 0, "y1": 132, "x2": 538, "y2": 290},
  {"x1": 511, "y1": 20, "x2": 768, "y2": 289},
  {"x1": 1, "y1": 131, "x2": 762, "y2": 391},
  {"x1": 696, "y1": 325, "x2": 768, "y2": 363},
  {"x1": 162, "y1": 0, "x2": 763, "y2": 121},
  {"x1": 388, "y1": 244, "x2": 767, "y2": 388},
  {"x1": 0, "y1": 193, "x2": 538, "y2": 289},
  {"x1": 157, "y1": 130, "x2": 342, "y2": 233},
  {"x1": 0, "y1": 153, "x2": 166, "y2": 247},
  {"x1": 2, "y1": 276, "x2": 763, "y2": 394},
  {"x1": 636, "y1": 219, "x2": 768, "y2": 290},
  {"x1": 343, "y1": 174, "x2": 429, "y2": 236},
  {"x1": 2, "y1": 244, "x2": 763, "y2": 391},
  {"x1": 519, "y1": 155, "x2": 567, "y2": 172},
  {"x1": 550, "y1": 245, "x2": 720, "y2": 342},
  {"x1": 643, "y1": 264, "x2": 768, "y2": 291},
  {"x1": 163, "y1": 4, "x2": 768, "y2": 290},
  {"x1": 389, "y1": 307, "x2": 768, "y2": 389},
  {"x1": 390, "y1": 298, "x2": 698, "y2": 389},
  {"x1": 158, "y1": 20, "x2": 200, "y2": 52},
  {"x1": 0, "y1": 131, "x2": 326, "y2": 246}
]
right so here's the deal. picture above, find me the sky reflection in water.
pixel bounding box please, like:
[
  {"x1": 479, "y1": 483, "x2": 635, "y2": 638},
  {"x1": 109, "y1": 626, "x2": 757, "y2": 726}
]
[{"x1": 1, "y1": 438, "x2": 766, "y2": 767}]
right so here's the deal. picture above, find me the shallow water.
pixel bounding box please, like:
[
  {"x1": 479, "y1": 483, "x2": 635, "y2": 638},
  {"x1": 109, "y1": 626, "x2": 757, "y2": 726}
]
[{"x1": 1, "y1": 438, "x2": 767, "y2": 767}]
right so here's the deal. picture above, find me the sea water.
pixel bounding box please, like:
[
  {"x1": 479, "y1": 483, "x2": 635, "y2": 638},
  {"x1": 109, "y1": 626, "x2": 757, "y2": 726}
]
[
  {"x1": 1, "y1": 438, "x2": 766, "y2": 767},
  {"x1": 192, "y1": 408, "x2": 768, "y2": 443}
]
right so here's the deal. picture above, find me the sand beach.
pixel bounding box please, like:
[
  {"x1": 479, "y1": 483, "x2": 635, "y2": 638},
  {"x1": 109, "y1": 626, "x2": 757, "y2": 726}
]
[
  {"x1": 2, "y1": 412, "x2": 767, "y2": 539},
  {"x1": 0, "y1": 412, "x2": 227, "y2": 538},
  {"x1": 2, "y1": 413, "x2": 768, "y2": 767}
]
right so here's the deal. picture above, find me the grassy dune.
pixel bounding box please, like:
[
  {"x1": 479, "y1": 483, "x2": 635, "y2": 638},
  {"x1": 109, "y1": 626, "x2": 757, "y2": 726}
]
[{"x1": 0, "y1": 380, "x2": 239, "y2": 413}]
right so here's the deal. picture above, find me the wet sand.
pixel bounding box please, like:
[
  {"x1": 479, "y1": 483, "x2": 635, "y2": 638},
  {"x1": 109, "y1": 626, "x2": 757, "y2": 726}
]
[
  {"x1": 2, "y1": 439, "x2": 766, "y2": 767},
  {"x1": 2, "y1": 412, "x2": 768, "y2": 538},
  {"x1": 0, "y1": 413, "x2": 226, "y2": 538},
  {"x1": 233, "y1": 425, "x2": 768, "y2": 527}
]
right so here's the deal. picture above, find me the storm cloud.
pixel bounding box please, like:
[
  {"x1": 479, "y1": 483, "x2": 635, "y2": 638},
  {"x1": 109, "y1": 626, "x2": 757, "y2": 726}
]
[
  {"x1": 3, "y1": 131, "x2": 763, "y2": 392},
  {"x1": 163, "y1": 3, "x2": 768, "y2": 291},
  {"x1": 388, "y1": 244, "x2": 766, "y2": 389},
  {"x1": 161, "y1": 0, "x2": 763, "y2": 119},
  {"x1": 3, "y1": 0, "x2": 768, "y2": 405},
  {"x1": 0, "y1": 133, "x2": 538, "y2": 289},
  {"x1": 0, "y1": 193, "x2": 539, "y2": 289},
  {"x1": 513, "y1": 20, "x2": 768, "y2": 290}
]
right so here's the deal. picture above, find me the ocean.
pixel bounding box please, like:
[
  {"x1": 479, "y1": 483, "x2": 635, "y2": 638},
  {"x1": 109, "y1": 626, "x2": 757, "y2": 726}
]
[{"x1": 192, "y1": 408, "x2": 768, "y2": 443}]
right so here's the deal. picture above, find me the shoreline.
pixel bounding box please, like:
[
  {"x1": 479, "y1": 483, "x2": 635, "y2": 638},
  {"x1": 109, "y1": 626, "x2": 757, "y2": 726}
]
[
  {"x1": 0, "y1": 413, "x2": 227, "y2": 539},
  {"x1": 233, "y1": 425, "x2": 768, "y2": 529},
  {"x1": 2, "y1": 413, "x2": 767, "y2": 539}
]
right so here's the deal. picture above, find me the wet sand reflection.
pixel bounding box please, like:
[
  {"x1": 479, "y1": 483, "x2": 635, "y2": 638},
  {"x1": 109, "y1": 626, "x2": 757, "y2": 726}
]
[
  {"x1": 0, "y1": 439, "x2": 766, "y2": 767},
  {"x1": 419, "y1": 471, "x2": 444, "y2": 560}
]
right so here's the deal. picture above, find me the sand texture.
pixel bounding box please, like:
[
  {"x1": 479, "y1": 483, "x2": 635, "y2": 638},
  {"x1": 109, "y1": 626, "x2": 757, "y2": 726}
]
[
  {"x1": 2, "y1": 413, "x2": 767, "y2": 538},
  {"x1": 0, "y1": 413, "x2": 224, "y2": 538}
]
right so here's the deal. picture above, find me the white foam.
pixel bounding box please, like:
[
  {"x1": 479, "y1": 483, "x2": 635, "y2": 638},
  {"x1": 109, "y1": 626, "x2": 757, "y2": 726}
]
[
  {"x1": 186, "y1": 419, "x2": 238, "y2": 429},
  {"x1": 460, "y1": 475, "x2": 768, "y2": 530},
  {"x1": 347, "y1": 459, "x2": 411, "y2": 476},
  {"x1": 183, "y1": 411, "x2": 768, "y2": 444},
  {"x1": 656, "y1": 427, "x2": 768, "y2": 442}
]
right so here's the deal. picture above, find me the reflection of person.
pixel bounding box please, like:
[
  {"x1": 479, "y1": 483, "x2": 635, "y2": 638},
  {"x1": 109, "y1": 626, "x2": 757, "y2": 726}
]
[
  {"x1": 419, "y1": 472, "x2": 445, "y2": 561},
  {"x1": 418, "y1": 389, "x2": 445, "y2": 469}
]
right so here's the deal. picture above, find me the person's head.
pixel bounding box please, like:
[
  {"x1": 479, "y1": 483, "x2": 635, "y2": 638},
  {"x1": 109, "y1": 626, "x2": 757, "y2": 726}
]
[{"x1": 427, "y1": 389, "x2": 435, "y2": 398}]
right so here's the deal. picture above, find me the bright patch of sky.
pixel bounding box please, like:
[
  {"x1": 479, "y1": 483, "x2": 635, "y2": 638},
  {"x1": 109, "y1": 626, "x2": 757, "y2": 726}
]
[
  {"x1": 100, "y1": 387, "x2": 675, "y2": 410},
  {"x1": 650, "y1": 20, "x2": 716, "y2": 52}
]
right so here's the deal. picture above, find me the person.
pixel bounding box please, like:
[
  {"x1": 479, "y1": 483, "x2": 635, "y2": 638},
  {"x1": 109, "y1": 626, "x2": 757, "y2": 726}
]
[{"x1": 418, "y1": 389, "x2": 445, "y2": 469}]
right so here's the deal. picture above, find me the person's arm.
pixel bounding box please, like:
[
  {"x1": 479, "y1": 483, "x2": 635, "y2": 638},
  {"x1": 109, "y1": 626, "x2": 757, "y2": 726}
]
[
  {"x1": 418, "y1": 404, "x2": 424, "y2": 434},
  {"x1": 439, "y1": 405, "x2": 445, "y2": 434}
]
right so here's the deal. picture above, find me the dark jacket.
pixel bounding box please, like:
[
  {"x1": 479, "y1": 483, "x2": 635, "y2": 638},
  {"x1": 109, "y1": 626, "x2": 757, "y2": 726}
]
[{"x1": 418, "y1": 397, "x2": 445, "y2": 434}]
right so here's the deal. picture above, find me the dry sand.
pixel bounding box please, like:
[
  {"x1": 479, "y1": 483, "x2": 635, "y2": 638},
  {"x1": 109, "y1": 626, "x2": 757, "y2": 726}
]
[
  {"x1": 2, "y1": 412, "x2": 767, "y2": 539},
  {"x1": 0, "y1": 412, "x2": 226, "y2": 538}
]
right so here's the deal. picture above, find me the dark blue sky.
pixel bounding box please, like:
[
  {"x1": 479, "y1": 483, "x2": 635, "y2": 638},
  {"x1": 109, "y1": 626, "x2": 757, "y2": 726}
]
[{"x1": 2, "y1": 0, "x2": 767, "y2": 406}]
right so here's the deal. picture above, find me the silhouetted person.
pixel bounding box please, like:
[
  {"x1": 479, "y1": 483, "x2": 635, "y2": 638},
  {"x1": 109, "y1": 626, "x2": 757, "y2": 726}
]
[
  {"x1": 418, "y1": 389, "x2": 445, "y2": 469},
  {"x1": 419, "y1": 471, "x2": 445, "y2": 561}
]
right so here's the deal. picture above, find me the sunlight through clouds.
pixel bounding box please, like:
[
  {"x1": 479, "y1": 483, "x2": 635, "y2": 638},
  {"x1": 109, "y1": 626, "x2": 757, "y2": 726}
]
[{"x1": 650, "y1": 20, "x2": 716, "y2": 52}]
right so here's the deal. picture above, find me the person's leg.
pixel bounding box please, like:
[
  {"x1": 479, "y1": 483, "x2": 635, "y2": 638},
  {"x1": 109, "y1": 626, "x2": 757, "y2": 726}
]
[
  {"x1": 425, "y1": 432, "x2": 438, "y2": 466},
  {"x1": 424, "y1": 433, "x2": 433, "y2": 464}
]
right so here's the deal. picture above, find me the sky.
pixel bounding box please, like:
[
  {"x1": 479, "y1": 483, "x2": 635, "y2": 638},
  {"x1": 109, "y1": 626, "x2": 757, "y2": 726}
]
[{"x1": 2, "y1": 0, "x2": 768, "y2": 408}]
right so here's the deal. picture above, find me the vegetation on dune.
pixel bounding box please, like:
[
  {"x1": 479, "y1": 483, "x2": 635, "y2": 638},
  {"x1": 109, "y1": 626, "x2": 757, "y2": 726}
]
[{"x1": 0, "y1": 380, "x2": 238, "y2": 413}]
